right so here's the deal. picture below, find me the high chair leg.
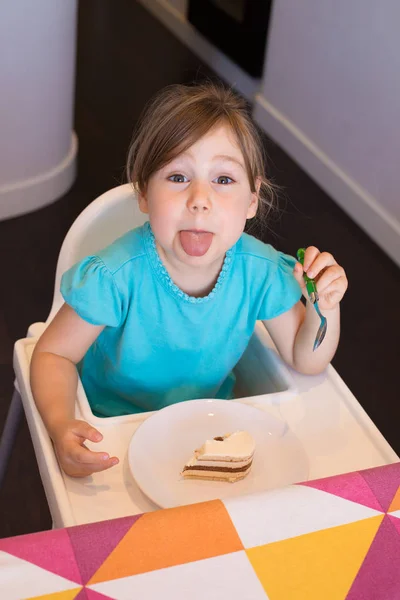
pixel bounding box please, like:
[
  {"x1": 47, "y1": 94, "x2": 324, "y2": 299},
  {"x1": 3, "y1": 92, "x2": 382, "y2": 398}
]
[{"x1": 0, "y1": 388, "x2": 23, "y2": 488}]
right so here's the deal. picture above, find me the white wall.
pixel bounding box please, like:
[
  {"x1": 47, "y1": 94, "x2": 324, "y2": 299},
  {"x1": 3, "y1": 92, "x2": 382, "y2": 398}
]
[
  {"x1": 0, "y1": 0, "x2": 78, "y2": 219},
  {"x1": 254, "y1": 0, "x2": 400, "y2": 265}
]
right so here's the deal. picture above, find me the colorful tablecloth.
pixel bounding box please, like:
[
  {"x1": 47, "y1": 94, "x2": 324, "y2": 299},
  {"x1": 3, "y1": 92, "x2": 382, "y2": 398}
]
[{"x1": 1, "y1": 462, "x2": 399, "y2": 600}]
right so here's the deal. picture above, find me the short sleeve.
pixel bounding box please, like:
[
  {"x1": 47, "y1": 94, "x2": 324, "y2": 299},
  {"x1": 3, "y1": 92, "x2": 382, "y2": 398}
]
[
  {"x1": 257, "y1": 252, "x2": 302, "y2": 320},
  {"x1": 61, "y1": 256, "x2": 123, "y2": 327}
]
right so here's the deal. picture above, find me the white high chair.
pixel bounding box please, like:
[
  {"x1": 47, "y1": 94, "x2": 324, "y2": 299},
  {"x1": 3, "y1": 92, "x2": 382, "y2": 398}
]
[
  {"x1": 0, "y1": 184, "x2": 147, "y2": 487},
  {"x1": 2, "y1": 184, "x2": 397, "y2": 528}
]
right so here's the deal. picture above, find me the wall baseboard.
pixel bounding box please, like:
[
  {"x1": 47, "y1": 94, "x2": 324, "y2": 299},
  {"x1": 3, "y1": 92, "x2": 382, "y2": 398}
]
[
  {"x1": 138, "y1": 0, "x2": 259, "y2": 101},
  {"x1": 0, "y1": 132, "x2": 78, "y2": 221},
  {"x1": 254, "y1": 94, "x2": 400, "y2": 267}
]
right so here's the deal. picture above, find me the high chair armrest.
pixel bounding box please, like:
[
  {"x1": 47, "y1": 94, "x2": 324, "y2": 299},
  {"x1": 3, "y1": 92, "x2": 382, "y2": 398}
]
[
  {"x1": 27, "y1": 322, "x2": 47, "y2": 338},
  {"x1": 13, "y1": 337, "x2": 75, "y2": 526}
]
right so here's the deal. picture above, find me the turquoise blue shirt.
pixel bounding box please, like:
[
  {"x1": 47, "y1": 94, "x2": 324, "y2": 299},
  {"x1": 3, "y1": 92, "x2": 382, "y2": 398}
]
[{"x1": 61, "y1": 222, "x2": 301, "y2": 417}]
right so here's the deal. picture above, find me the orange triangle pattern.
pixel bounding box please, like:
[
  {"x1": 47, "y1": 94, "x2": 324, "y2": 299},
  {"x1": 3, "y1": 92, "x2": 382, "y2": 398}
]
[
  {"x1": 388, "y1": 486, "x2": 400, "y2": 513},
  {"x1": 89, "y1": 499, "x2": 243, "y2": 584}
]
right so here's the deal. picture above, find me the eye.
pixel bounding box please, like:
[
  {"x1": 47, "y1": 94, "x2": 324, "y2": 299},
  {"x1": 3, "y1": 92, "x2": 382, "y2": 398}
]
[
  {"x1": 168, "y1": 174, "x2": 188, "y2": 183},
  {"x1": 214, "y1": 176, "x2": 234, "y2": 185}
]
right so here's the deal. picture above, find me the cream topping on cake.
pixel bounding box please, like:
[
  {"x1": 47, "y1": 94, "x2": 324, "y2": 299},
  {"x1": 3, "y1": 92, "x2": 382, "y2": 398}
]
[{"x1": 195, "y1": 431, "x2": 255, "y2": 462}]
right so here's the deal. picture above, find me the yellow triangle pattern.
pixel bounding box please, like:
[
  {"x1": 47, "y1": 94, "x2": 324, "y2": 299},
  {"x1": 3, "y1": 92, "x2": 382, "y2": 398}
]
[
  {"x1": 246, "y1": 515, "x2": 383, "y2": 600},
  {"x1": 28, "y1": 588, "x2": 82, "y2": 600}
]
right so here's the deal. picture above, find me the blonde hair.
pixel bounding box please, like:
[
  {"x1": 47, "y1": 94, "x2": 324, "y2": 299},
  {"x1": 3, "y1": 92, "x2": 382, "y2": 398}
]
[{"x1": 126, "y1": 81, "x2": 275, "y2": 222}]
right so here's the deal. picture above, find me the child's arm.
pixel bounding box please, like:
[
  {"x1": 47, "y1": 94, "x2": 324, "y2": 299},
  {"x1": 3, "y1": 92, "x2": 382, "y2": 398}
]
[
  {"x1": 263, "y1": 246, "x2": 348, "y2": 375},
  {"x1": 30, "y1": 303, "x2": 119, "y2": 477}
]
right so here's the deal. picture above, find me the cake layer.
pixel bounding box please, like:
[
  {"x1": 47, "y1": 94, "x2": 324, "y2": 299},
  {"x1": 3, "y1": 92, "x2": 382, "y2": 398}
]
[
  {"x1": 182, "y1": 461, "x2": 252, "y2": 474},
  {"x1": 182, "y1": 467, "x2": 252, "y2": 482},
  {"x1": 185, "y1": 457, "x2": 252, "y2": 469}
]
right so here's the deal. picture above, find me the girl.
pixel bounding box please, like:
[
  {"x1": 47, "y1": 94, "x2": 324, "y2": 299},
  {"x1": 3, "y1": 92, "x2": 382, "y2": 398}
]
[{"x1": 30, "y1": 82, "x2": 348, "y2": 477}]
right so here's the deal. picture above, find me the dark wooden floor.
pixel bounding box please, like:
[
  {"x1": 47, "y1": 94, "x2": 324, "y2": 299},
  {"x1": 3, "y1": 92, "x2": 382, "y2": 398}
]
[{"x1": 0, "y1": 0, "x2": 399, "y2": 539}]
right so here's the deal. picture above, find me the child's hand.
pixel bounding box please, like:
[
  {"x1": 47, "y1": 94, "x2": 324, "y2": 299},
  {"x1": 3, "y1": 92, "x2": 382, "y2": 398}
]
[
  {"x1": 293, "y1": 246, "x2": 348, "y2": 311},
  {"x1": 51, "y1": 419, "x2": 119, "y2": 478}
]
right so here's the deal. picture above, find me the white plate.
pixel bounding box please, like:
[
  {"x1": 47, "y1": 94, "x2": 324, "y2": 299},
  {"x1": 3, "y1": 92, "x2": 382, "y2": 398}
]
[{"x1": 128, "y1": 399, "x2": 309, "y2": 508}]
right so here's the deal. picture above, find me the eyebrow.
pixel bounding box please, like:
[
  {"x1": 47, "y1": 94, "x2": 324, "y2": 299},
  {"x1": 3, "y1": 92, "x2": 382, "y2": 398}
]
[
  {"x1": 173, "y1": 152, "x2": 245, "y2": 170},
  {"x1": 212, "y1": 154, "x2": 245, "y2": 170}
]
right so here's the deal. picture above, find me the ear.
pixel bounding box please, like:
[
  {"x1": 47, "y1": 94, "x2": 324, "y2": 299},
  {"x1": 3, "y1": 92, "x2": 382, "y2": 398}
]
[
  {"x1": 138, "y1": 189, "x2": 149, "y2": 214},
  {"x1": 246, "y1": 177, "x2": 261, "y2": 219}
]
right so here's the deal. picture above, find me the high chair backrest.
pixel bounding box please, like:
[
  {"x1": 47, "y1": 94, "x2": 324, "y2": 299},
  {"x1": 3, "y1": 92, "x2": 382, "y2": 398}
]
[{"x1": 47, "y1": 184, "x2": 148, "y2": 323}]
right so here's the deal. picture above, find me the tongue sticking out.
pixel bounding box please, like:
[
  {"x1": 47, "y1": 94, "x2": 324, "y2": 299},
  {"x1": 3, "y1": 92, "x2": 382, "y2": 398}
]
[{"x1": 179, "y1": 230, "x2": 213, "y2": 257}]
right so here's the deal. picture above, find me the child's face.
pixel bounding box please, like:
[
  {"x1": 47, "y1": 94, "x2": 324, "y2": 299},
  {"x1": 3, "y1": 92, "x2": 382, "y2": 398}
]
[{"x1": 139, "y1": 123, "x2": 258, "y2": 270}]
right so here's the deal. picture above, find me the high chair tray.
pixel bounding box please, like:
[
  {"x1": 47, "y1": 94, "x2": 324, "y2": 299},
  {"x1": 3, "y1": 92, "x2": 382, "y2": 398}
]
[{"x1": 14, "y1": 327, "x2": 398, "y2": 528}]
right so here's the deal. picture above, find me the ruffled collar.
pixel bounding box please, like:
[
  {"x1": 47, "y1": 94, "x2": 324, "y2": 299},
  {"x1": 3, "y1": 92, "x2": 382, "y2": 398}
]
[{"x1": 142, "y1": 221, "x2": 235, "y2": 303}]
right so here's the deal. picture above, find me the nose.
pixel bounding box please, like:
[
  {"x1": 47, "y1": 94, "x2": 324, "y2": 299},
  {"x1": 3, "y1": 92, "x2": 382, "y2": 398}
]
[{"x1": 187, "y1": 181, "x2": 211, "y2": 213}]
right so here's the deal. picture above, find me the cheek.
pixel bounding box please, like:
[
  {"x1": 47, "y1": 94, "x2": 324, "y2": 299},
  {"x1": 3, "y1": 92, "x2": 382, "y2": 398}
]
[
  {"x1": 223, "y1": 192, "x2": 254, "y2": 220},
  {"x1": 148, "y1": 203, "x2": 177, "y2": 244},
  {"x1": 219, "y1": 204, "x2": 248, "y2": 239}
]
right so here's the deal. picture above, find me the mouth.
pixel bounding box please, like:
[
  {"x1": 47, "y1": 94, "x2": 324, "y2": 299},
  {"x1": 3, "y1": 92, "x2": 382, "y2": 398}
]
[{"x1": 179, "y1": 229, "x2": 214, "y2": 257}]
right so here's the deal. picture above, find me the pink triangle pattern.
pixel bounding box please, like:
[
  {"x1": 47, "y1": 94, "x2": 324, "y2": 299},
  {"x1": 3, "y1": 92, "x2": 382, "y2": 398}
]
[
  {"x1": 360, "y1": 462, "x2": 400, "y2": 512},
  {"x1": 75, "y1": 589, "x2": 114, "y2": 600},
  {"x1": 0, "y1": 527, "x2": 81, "y2": 584},
  {"x1": 345, "y1": 515, "x2": 400, "y2": 599},
  {"x1": 300, "y1": 470, "x2": 384, "y2": 511},
  {"x1": 67, "y1": 514, "x2": 142, "y2": 584},
  {"x1": 74, "y1": 591, "x2": 89, "y2": 600}
]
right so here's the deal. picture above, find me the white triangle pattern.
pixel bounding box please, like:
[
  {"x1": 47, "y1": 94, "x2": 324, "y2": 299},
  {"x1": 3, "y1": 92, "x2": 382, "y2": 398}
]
[
  {"x1": 0, "y1": 551, "x2": 80, "y2": 600},
  {"x1": 390, "y1": 509, "x2": 400, "y2": 519},
  {"x1": 223, "y1": 484, "x2": 383, "y2": 548},
  {"x1": 89, "y1": 552, "x2": 268, "y2": 600}
]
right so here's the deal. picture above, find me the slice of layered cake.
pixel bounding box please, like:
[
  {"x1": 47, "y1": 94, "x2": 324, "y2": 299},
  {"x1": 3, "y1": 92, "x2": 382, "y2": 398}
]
[{"x1": 181, "y1": 431, "x2": 255, "y2": 483}]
